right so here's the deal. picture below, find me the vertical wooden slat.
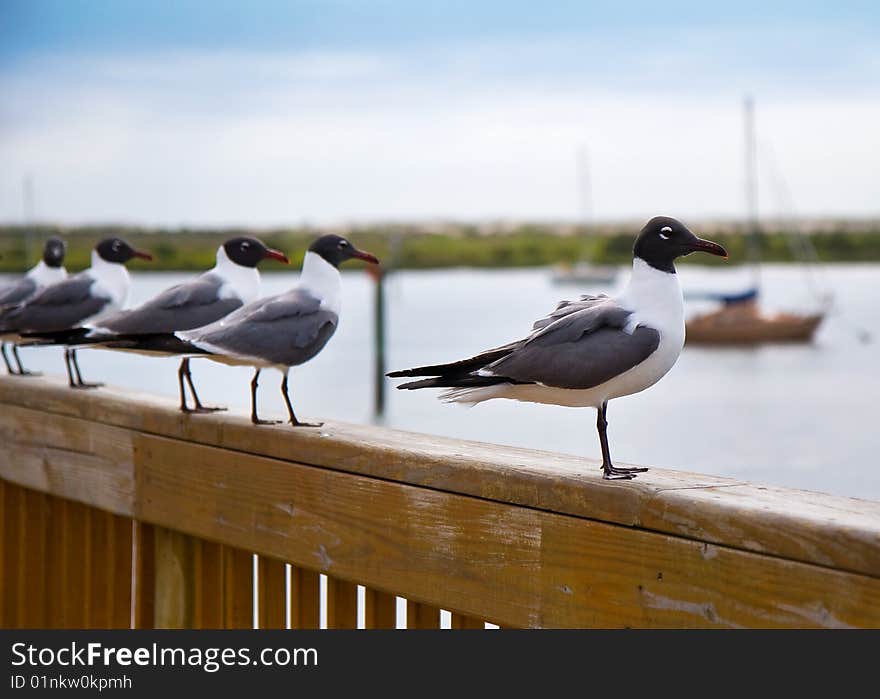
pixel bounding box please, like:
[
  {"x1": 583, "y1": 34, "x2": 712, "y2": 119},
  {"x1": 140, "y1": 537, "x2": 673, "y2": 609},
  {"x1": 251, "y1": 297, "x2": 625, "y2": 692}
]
[
  {"x1": 326, "y1": 577, "x2": 358, "y2": 629},
  {"x1": 45, "y1": 495, "x2": 66, "y2": 628},
  {"x1": 20, "y1": 489, "x2": 48, "y2": 628},
  {"x1": 133, "y1": 522, "x2": 155, "y2": 629},
  {"x1": 223, "y1": 546, "x2": 253, "y2": 629},
  {"x1": 0, "y1": 480, "x2": 5, "y2": 628},
  {"x1": 364, "y1": 588, "x2": 398, "y2": 629},
  {"x1": 62, "y1": 500, "x2": 89, "y2": 628},
  {"x1": 451, "y1": 612, "x2": 484, "y2": 629},
  {"x1": 406, "y1": 600, "x2": 441, "y2": 629},
  {"x1": 2, "y1": 482, "x2": 22, "y2": 627},
  {"x1": 108, "y1": 516, "x2": 133, "y2": 629},
  {"x1": 194, "y1": 540, "x2": 224, "y2": 629},
  {"x1": 153, "y1": 526, "x2": 194, "y2": 629},
  {"x1": 258, "y1": 556, "x2": 288, "y2": 629},
  {"x1": 87, "y1": 508, "x2": 111, "y2": 628},
  {"x1": 290, "y1": 567, "x2": 321, "y2": 629}
]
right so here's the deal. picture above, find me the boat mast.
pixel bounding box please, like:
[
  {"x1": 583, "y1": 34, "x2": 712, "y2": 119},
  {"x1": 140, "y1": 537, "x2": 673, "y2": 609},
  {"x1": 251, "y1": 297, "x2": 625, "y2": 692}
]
[{"x1": 743, "y1": 96, "x2": 761, "y2": 290}]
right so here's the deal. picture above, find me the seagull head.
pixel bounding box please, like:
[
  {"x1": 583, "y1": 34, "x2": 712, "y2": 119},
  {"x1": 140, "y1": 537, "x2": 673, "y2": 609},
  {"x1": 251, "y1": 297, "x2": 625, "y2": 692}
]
[
  {"x1": 222, "y1": 237, "x2": 289, "y2": 267},
  {"x1": 633, "y1": 216, "x2": 728, "y2": 273},
  {"x1": 95, "y1": 238, "x2": 154, "y2": 265},
  {"x1": 308, "y1": 234, "x2": 380, "y2": 268},
  {"x1": 42, "y1": 236, "x2": 66, "y2": 268}
]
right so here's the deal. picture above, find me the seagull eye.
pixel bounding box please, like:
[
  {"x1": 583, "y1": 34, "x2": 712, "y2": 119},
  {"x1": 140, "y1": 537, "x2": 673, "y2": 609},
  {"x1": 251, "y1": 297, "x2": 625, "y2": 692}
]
[
  {"x1": 241, "y1": 242, "x2": 250, "y2": 250},
  {"x1": 659, "y1": 226, "x2": 672, "y2": 240},
  {"x1": 112, "y1": 241, "x2": 121, "y2": 251},
  {"x1": 338, "y1": 240, "x2": 349, "y2": 249}
]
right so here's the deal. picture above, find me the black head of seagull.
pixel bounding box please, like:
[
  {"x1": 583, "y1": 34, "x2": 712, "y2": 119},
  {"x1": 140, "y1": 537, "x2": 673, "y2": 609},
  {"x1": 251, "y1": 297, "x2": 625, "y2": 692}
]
[
  {"x1": 308, "y1": 234, "x2": 380, "y2": 268},
  {"x1": 95, "y1": 237, "x2": 154, "y2": 264},
  {"x1": 633, "y1": 216, "x2": 728, "y2": 274},
  {"x1": 42, "y1": 236, "x2": 66, "y2": 268},
  {"x1": 223, "y1": 237, "x2": 290, "y2": 267}
]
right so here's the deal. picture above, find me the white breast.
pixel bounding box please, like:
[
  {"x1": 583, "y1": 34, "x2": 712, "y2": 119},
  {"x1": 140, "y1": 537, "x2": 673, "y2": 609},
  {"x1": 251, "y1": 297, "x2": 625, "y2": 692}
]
[
  {"x1": 213, "y1": 245, "x2": 261, "y2": 304},
  {"x1": 86, "y1": 252, "x2": 131, "y2": 322},
  {"x1": 26, "y1": 261, "x2": 67, "y2": 289},
  {"x1": 298, "y1": 251, "x2": 341, "y2": 314}
]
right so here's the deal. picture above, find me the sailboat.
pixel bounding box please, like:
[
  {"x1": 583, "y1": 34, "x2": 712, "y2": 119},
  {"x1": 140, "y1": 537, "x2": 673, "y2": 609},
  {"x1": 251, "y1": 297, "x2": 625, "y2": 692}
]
[
  {"x1": 685, "y1": 97, "x2": 826, "y2": 345},
  {"x1": 552, "y1": 145, "x2": 619, "y2": 286}
]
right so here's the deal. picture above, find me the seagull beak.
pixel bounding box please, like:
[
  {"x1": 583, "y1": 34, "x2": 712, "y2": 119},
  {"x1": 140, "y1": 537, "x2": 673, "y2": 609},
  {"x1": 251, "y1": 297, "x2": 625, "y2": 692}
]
[
  {"x1": 351, "y1": 248, "x2": 380, "y2": 265},
  {"x1": 132, "y1": 250, "x2": 154, "y2": 261},
  {"x1": 688, "y1": 238, "x2": 728, "y2": 260},
  {"x1": 264, "y1": 248, "x2": 290, "y2": 264}
]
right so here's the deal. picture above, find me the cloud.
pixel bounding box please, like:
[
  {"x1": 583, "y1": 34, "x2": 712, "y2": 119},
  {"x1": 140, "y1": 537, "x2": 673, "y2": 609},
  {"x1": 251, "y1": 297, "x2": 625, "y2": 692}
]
[{"x1": 0, "y1": 33, "x2": 878, "y2": 224}]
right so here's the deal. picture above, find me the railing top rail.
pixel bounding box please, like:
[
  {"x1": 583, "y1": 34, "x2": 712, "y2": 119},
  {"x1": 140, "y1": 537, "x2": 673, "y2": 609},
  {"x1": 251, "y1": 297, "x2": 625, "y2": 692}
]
[{"x1": 1, "y1": 375, "x2": 879, "y2": 579}]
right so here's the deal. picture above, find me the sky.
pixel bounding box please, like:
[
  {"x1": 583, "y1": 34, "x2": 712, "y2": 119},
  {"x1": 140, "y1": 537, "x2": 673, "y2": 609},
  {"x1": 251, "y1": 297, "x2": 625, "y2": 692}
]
[{"x1": 1, "y1": 1, "x2": 878, "y2": 226}]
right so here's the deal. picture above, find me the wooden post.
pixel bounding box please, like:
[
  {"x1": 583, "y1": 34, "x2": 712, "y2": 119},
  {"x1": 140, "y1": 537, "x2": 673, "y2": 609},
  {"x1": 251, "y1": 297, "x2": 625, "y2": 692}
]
[
  {"x1": 364, "y1": 588, "x2": 397, "y2": 629},
  {"x1": 223, "y1": 546, "x2": 254, "y2": 629},
  {"x1": 153, "y1": 526, "x2": 194, "y2": 629},
  {"x1": 326, "y1": 577, "x2": 358, "y2": 629},
  {"x1": 406, "y1": 600, "x2": 441, "y2": 629},
  {"x1": 133, "y1": 522, "x2": 155, "y2": 629},
  {"x1": 258, "y1": 556, "x2": 288, "y2": 629},
  {"x1": 290, "y1": 567, "x2": 321, "y2": 629}
]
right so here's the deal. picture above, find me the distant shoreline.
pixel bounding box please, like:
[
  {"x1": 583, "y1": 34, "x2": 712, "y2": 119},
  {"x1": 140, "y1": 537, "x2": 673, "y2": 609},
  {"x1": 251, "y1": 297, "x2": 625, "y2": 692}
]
[{"x1": 2, "y1": 222, "x2": 879, "y2": 272}]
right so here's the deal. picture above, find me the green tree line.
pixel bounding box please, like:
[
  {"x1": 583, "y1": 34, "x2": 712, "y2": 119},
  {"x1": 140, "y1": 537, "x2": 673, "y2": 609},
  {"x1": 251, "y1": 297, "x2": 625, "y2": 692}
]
[{"x1": 1, "y1": 223, "x2": 879, "y2": 273}]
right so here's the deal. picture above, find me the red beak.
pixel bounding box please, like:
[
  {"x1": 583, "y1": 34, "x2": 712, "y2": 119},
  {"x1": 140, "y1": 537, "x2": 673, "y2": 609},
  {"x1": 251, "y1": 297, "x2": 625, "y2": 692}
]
[
  {"x1": 263, "y1": 248, "x2": 290, "y2": 264},
  {"x1": 351, "y1": 248, "x2": 380, "y2": 265},
  {"x1": 689, "y1": 238, "x2": 728, "y2": 260},
  {"x1": 133, "y1": 250, "x2": 154, "y2": 261}
]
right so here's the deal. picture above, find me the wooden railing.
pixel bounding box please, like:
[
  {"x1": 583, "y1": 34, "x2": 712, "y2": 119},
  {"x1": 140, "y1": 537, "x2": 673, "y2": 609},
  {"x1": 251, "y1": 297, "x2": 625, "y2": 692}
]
[{"x1": 1, "y1": 375, "x2": 879, "y2": 629}]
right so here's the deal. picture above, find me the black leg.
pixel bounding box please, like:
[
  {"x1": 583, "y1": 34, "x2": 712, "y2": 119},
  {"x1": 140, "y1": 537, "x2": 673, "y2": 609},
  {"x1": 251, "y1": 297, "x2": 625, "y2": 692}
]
[
  {"x1": 12, "y1": 344, "x2": 39, "y2": 376},
  {"x1": 1, "y1": 342, "x2": 18, "y2": 375},
  {"x1": 69, "y1": 348, "x2": 103, "y2": 389},
  {"x1": 177, "y1": 358, "x2": 190, "y2": 411},
  {"x1": 281, "y1": 370, "x2": 322, "y2": 428},
  {"x1": 250, "y1": 368, "x2": 280, "y2": 425},
  {"x1": 63, "y1": 348, "x2": 77, "y2": 388},
  {"x1": 179, "y1": 358, "x2": 226, "y2": 413},
  {"x1": 597, "y1": 401, "x2": 648, "y2": 480}
]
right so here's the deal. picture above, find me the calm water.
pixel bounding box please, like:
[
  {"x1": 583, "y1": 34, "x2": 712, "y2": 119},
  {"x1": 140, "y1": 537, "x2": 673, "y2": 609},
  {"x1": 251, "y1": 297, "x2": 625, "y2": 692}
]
[{"x1": 5, "y1": 263, "x2": 879, "y2": 501}]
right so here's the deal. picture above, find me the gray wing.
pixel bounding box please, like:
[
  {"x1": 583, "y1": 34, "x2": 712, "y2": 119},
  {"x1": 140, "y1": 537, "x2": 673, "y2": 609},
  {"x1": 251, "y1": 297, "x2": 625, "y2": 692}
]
[
  {"x1": 0, "y1": 274, "x2": 108, "y2": 333},
  {"x1": 530, "y1": 293, "x2": 610, "y2": 331},
  {"x1": 186, "y1": 288, "x2": 338, "y2": 367},
  {"x1": 486, "y1": 300, "x2": 660, "y2": 390},
  {"x1": 98, "y1": 273, "x2": 241, "y2": 334},
  {"x1": 0, "y1": 277, "x2": 37, "y2": 306}
]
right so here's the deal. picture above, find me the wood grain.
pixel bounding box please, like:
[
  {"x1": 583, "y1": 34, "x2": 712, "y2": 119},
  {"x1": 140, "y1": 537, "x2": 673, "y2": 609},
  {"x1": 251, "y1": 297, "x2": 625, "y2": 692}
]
[
  {"x1": 290, "y1": 567, "x2": 321, "y2": 629},
  {"x1": 258, "y1": 556, "x2": 288, "y2": 629},
  {"x1": 133, "y1": 521, "x2": 155, "y2": 629},
  {"x1": 364, "y1": 589, "x2": 397, "y2": 629},
  {"x1": 450, "y1": 613, "x2": 484, "y2": 629},
  {"x1": 2, "y1": 376, "x2": 878, "y2": 579},
  {"x1": 326, "y1": 577, "x2": 358, "y2": 629},
  {"x1": 194, "y1": 540, "x2": 224, "y2": 629},
  {"x1": 406, "y1": 601, "x2": 440, "y2": 629},
  {"x1": 133, "y1": 434, "x2": 880, "y2": 628},
  {"x1": 223, "y1": 546, "x2": 254, "y2": 629}
]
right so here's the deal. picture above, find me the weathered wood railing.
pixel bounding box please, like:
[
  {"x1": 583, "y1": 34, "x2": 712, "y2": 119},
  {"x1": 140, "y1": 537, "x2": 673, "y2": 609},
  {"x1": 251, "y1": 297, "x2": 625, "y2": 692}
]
[{"x1": 1, "y1": 375, "x2": 879, "y2": 628}]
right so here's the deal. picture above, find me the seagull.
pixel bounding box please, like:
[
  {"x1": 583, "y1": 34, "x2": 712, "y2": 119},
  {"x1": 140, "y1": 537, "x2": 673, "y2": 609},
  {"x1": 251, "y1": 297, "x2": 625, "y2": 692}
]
[
  {"x1": 388, "y1": 216, "x2": 728, "y2": 480},
  {"x1": 0, "y1": 236, "x2": 67, "y2": 375},
  {"x1": 0, "y1": 237, "x2": 153, "y2": 389},
  {"x1": 105, "y1": 234, "x2": 380, "y2": 425},
  {"x1": 27, "y1": 237, "x2": 290, "y2": 412}
]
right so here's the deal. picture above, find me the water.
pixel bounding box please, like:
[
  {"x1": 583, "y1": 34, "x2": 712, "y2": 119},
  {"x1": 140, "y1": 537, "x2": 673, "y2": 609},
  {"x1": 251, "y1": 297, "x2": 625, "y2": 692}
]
[{"x1": 5, "y1": 263, "x2": 879, "y2": 501}]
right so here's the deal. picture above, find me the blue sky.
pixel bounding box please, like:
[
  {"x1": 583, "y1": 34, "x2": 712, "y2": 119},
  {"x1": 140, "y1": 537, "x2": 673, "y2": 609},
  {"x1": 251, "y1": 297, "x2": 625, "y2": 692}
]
[{"x1": 1, "y1": 1, "x2": 878, "y2": 224}]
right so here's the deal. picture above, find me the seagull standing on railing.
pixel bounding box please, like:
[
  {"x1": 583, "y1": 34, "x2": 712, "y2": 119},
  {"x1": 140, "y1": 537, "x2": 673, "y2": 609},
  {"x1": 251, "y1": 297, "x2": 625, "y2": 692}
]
[
  {"x1": 22, "y1": 237, "x2": 290, "y2": 412},
  {"x1": 103, "y1": 234, "x2": 380, "y2": 426},
  {"x1": 388, "y1": 217, "x2": 728, "y2": 480},
  {"x1": 0, "y1": 237, "x2": 153, "y2": 388},
  {"x1": 0, "y1": 236, "x2": 67, "y2": 376}
]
